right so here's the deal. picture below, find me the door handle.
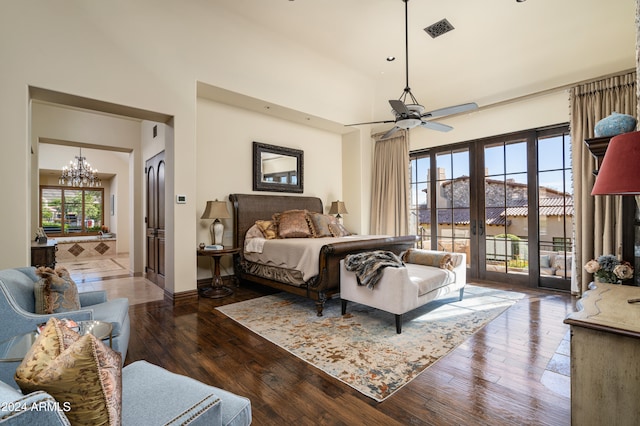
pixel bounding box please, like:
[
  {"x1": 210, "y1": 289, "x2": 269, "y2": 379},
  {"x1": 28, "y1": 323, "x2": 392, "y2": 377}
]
[
  {"x1": 479, "y1": 222, "x2": 485, "y2": 236},
  {"x1": 471, "y1": 220, "x2": 476, "y2": 236}
]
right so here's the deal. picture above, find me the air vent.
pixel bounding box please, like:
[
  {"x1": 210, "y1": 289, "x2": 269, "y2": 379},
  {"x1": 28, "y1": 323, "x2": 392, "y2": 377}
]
[{"x1": 424, "y1": 18, "x2": 454, "y2": 38}]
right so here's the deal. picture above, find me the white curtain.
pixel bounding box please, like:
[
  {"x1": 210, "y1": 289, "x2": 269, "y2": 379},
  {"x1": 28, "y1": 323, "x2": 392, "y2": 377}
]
[
  {"x1": 570, "y1": 71, "x2": 637, "y2": 295},
  {"x1": 370, "y1": 131, "x2": 410, "y2": 236}
]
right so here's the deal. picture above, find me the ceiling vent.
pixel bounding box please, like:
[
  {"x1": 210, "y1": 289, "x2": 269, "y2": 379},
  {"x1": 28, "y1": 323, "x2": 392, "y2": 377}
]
[{"x1": 424, "y1": 18, "x2": 454, "y2": 38}]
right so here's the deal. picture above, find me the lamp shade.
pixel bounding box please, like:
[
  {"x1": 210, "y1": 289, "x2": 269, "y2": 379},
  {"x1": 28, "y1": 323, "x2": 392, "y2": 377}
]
[
  {"x1": 201, "y1": 200, "x2": 231, "y2": 219},
  {"x1": 329, "y1": 201, "x2": 348, "y2": 215},
  {"x1": 592, "y1": 131, "x2": 640, "y2": 195}
]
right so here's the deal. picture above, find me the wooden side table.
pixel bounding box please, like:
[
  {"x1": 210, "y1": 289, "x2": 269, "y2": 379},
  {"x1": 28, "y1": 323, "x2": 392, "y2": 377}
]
[
  {"x1": 197, "y1": 247, "x2": 240, "y2": 298},
  {"x1": 31, "y1": 240, "x2": 58, "y2": 268}
]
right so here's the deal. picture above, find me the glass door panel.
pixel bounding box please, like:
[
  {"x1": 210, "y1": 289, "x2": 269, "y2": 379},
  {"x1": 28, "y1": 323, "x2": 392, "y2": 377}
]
[
  {"x1": 538, "y1": 133, "x2": 572, "y2": 291},
  {"x1": 410, "y1": 156, "x2": 431, "y2": 249},
  {"x1": 483, "y1": 140, "x2": 529, "y2": 279},
  {"x1": 435, "y1": 148, "x2": 471, "y2": 265}
]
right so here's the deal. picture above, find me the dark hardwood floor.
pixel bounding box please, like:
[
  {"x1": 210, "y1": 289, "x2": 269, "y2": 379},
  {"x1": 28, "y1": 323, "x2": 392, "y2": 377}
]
[{"x1": 126, "y1": 281, "x2": 575, "y2": 426}]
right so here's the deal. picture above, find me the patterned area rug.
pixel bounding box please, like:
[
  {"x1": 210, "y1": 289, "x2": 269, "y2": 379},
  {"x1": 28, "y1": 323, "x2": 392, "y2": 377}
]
[{"x1": 217, "y1": 284, "x2": 524, "y2": 401}]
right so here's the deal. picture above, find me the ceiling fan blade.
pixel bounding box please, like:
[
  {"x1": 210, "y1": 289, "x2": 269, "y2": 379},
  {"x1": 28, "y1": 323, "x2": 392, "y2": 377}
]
[
  {"x1": 420, "y1": 121, "x2": 453, "y2": 132},
  {"x1": 380, "y1": 126, "x2": 402, "y2": 140},
  {"x1": 389, "y1": 99, "x2": 411, "y2": 116},
  {"x1": 422, "y1": 102, "x2": 478, "y2": 119},
  {"x1": 347, "y1": 119, "x2": 396, "y2": 126}
]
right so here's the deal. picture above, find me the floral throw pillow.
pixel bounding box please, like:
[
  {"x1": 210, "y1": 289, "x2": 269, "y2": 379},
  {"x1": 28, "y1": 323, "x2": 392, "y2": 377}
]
[
  {"x1": 34, "y1": 266, "x2": 81, "y2": 314},
  {"x1": 15, "y1": 317, "x2": 122, "y2": 426}
]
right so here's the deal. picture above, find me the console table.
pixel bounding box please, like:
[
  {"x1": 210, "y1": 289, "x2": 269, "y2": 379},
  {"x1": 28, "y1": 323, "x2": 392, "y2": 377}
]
[
  {"x1": 30, "y1": 240, "x2": 57, "y2": 268},
  {"x1": 564, "y1": 282, "x2": 640, "y2": 426}
]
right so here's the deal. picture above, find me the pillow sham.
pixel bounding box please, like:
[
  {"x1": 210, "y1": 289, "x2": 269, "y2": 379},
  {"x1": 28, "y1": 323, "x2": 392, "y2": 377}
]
[
  {"x1": 15, "y1": 317, "x2": 122, "y2": 426},
  {"x1": 328, "y1": 222, "x2": 351, "y2": 237},
  {"x1": 277, "y1": 209, "x2": 312, "y2": 238},
  {"x1": 34, "y1": 266, "x2": 81, "y2": 315},
  {"x1": 306, "y1": 212, "x2": 337, "y2": 238},
  {"x1": 255, "y1": 220, "x2": 278, "y2": 239}
]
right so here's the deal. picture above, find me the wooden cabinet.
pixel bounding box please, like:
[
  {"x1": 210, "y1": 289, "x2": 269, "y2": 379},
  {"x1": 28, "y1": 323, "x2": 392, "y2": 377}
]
[
  {"x1": 564, "y1": 283, "x2": 640, "y2": 426},
  {"x1": 30, "y1": 240, "x2": 57, "y2": 268},
  {"x1": 585, "y1": 136, "x2": 639, "y2": 286}
]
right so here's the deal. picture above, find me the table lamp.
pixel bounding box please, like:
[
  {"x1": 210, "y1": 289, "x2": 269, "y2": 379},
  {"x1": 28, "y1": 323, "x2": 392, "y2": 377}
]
[
  {"x1": 591, "y1": 131, "x2": 640, "y2": 206},
  {"x1": 201, "y1": 200, "x2": 231, "y2": 245},
  {"x1": 329, "y1": 200, "x2": 348, "y2": 221}
]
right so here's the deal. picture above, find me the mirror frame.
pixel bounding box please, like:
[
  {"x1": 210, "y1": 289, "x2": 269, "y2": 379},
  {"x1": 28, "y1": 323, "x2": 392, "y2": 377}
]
[{"x1": 253, "y1": 142, "x2": 304, "y2": 193}]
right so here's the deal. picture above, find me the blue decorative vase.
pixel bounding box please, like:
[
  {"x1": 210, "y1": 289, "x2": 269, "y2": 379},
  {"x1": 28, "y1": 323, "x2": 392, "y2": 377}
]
[{"x1": 594, "y1": 112, "x2": 637, "y2": 137}]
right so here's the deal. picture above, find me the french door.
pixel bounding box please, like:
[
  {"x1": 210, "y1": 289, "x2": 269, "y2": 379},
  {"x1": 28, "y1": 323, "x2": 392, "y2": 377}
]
[{"x1": 410, "y1": 125, "x2": 572, "y2": 291}]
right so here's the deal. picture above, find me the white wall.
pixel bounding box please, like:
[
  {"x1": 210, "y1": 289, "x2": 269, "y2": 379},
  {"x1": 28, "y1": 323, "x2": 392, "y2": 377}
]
[
  {"x1": 0, "y1": 1, "x2": 374, "y2": 296},
  {"x1": 408, "y1": 90, "x2": 571, "y2": 150},
  {"x1": 195, "y1": 99, "x2": 343, "y2": 278}
]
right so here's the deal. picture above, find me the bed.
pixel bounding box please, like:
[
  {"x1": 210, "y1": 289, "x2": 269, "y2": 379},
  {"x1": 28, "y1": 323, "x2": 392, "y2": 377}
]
[{"x1": 229, "y1": 193, "x2": 418, "y2": 316}]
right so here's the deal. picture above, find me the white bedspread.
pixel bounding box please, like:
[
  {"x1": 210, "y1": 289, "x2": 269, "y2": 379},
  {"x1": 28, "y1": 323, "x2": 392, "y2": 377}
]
[{"x1": 244, "y1": 235, "x2": 390, "y2": 281}]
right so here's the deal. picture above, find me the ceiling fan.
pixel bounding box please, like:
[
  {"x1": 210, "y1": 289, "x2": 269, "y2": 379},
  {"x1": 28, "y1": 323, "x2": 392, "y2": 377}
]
[{"x1": 349, "y1": 0, "x2": 478, "y2": 140}]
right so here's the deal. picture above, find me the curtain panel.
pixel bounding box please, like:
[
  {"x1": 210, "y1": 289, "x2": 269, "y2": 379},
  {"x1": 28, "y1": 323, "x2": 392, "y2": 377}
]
[
  {"x1": 370, "y1": 131, "x2": 410, "y2": 236},
  {"x1": 570, "y1": 71, "x2": 637, "y2": 295}
]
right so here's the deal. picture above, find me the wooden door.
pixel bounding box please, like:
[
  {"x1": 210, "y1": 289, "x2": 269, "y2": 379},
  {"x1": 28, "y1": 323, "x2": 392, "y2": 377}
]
[{"x1": 145, "y1": 151, "x2": 165, "y2": 289}]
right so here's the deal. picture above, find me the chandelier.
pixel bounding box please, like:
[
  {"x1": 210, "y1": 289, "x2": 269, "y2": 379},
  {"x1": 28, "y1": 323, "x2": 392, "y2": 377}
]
[{"x1": 59, "y1": 148, "x2": 102, "y2": 187}]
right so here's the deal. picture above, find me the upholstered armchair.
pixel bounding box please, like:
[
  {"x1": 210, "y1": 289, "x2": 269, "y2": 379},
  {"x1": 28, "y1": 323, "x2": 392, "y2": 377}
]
[{"x1": 0, "y1": 267, "x2": 130, "y2": 386}]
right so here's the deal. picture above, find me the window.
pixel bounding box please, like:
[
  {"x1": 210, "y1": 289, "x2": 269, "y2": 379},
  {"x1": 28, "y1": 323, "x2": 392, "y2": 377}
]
[{"x1": 40, "y1": 186, "x2": 104, "y2": 236}]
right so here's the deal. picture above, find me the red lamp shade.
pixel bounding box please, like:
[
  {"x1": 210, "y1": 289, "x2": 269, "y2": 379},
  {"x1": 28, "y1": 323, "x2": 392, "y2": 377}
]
[{"x1": 591, "y1": 130, "x2": 640, "y2": 195}]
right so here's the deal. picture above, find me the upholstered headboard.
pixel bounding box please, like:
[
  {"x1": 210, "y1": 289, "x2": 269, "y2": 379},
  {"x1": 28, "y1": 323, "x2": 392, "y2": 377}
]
[{"x1": 229, "y1": 193, "x2": 323, "y2": 253}]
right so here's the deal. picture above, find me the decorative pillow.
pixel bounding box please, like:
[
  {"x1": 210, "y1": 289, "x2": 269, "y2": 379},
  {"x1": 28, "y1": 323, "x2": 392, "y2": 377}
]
[
  {"x1": 401, "y1": 249, "x2": 461, "y2": 270},
  {"x1": 306, "y1": 212, "x2": 337, "y2": 238},
  {"x1": 540, "y1": 254, "x2": 551, "y2": 268},
  {"x1": 328, "y1": 222, "x2": 351, "y2": 237},
  {"x1": 553, "y1": 255, "x2": 572, "y2": 270},
  {"x1": 255, "y1": 220, "x2": 278, "y2": 240},
  {"x1": 277, "y1": 209, "x2": 312, "y2": 238},
  {"x1": 246, "y1": 224, "x2": 266, "y2": 240},
  {"x1": 15, "y1": 317, "x2": 122, "y2": 426},
  {"x1": 34, "y1": 267, "x2": 81, "y2": 314}
]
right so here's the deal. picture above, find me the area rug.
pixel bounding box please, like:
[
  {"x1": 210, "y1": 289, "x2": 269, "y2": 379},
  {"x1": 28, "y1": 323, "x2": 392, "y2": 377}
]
[{"x1": 216, "y1": 284, "x2": 524, "y2": 401}]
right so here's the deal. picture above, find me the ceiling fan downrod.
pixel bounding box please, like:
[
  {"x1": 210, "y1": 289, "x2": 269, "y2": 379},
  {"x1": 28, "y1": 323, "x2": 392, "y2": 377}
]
[{"x1": 400, "y1": 0, "x2": 419, "y2": 106}]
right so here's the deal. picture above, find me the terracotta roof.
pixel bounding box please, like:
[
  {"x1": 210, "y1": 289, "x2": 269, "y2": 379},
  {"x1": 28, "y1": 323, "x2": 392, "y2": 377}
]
[{"x1": 417, "y1": 197, "x2": 573, "y2": 226}]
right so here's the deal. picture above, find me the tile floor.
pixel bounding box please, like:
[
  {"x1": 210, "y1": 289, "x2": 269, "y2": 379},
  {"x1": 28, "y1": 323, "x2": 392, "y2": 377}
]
[
  {"x1": 541, "y1": 330, "x2": 571, "y2": 398},
  {"x1": 58, "y1": 254, "x2": 165, "y2": 306}
]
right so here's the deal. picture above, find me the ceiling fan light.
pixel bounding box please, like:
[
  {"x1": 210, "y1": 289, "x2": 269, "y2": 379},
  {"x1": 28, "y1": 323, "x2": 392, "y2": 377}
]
[{"x1": 397, "y1": 118, "x2": 422, "y2": 129}]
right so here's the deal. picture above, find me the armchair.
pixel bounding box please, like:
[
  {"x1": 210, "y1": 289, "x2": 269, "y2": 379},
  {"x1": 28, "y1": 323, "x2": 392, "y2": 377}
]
[{"x1": 0, "y1": 267, "x2": 130, "y2": 387}]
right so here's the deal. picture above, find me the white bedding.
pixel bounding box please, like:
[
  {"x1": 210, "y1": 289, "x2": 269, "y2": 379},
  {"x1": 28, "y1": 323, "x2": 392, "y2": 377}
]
[{"x1": 244, "y1": 235, "x2": 390, "y2": 281}]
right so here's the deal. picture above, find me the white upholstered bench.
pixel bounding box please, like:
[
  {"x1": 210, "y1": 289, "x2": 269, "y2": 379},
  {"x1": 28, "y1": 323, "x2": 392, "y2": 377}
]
[{"x1": 340, "y1": 249, "x2": 466, "y2": 333}]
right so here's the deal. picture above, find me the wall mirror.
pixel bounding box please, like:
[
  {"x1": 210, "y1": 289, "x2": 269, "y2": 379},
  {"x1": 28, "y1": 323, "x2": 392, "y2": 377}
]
[{"x1": 253, "y1": 142, "x2": 304, "y2": 193}]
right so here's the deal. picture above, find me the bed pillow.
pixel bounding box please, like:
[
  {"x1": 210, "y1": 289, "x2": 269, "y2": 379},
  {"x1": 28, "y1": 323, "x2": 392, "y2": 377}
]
[
  {"x1": 34, "y1": 266, "x2": 81, "y2": 314},
  {"x1": 15, "y1": 317, "x2": 122, "y2": 426},
  {"x1": 329, "y1": 222, "x2": 351, "y2": 237},
  {"x1": 306, "y1": 212, "x2": 336, "y2": 238},
  {"x1": 277, "y1": 209, "x2": 312, "y2": 238},
  {"x1": 401, "y1": 249, "x2": 461, "y2": 270},
  {"x1": 255, "y1": 220, "x2": 278, "y2": 239}
]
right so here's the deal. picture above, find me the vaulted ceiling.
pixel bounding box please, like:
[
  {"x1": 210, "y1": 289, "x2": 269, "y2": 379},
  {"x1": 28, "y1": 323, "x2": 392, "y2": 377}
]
[{"x1": 218, "y1": 0, "x2": 636, "y2": 129}]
